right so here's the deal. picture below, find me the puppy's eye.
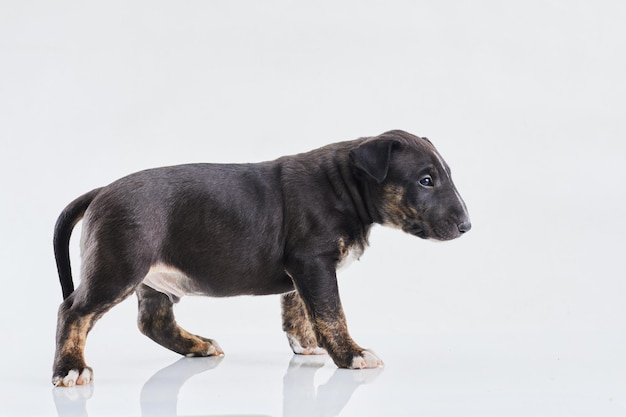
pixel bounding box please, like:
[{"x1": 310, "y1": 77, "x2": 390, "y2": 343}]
[{"x1": 419, "y1": 177, "x2": 434, "y2": 187}]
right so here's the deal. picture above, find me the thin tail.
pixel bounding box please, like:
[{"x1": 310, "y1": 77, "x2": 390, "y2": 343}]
[{"x1": 53, "y1": 188, "x2": 103, "y2": 299}]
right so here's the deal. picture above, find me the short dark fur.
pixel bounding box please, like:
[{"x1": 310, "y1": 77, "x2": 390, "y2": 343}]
[{"x1": 52, "y1": 130, "x2": 470, "y2": 386}]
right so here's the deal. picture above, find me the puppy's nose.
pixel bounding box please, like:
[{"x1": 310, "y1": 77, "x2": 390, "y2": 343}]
[{"x1": 457, "y1": 221, "x2": 472, "y2": 234}]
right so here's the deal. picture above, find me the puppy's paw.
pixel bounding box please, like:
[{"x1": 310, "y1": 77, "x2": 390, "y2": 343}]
[
  {"x1": 185, "y1": 338, "x2": 225, "y2": 357},
  {"x1": 52, "y1": 368, "x2": 93, "y2": 387},
  {"x1": 350, "y1": 350, "x2": 384, "y2": 369},
  {"x1": 287, "y1": 333, "x2": 327, "y2": 355}
]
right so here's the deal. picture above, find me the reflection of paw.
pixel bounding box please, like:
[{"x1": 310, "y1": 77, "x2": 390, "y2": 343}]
[
  {"x1": 176, "y1": 355, "x2": 224, "y2": 374},
  {"x1": 289, "y1": 353, "x2": 329, "y2": 369},
  {"x1": 350, "y1": 350, "x2": 384, "y2": 369},
  {"x1": 338, "y1": 365, "x2": 384, "y2": 384},
  {"x1": 287, "y1": 333, "x2": 327, "y2": 355},
  {"x1": 52, "y1": 381, "x2": 94, "y2": 401},
  {"x1": 52, "y1": 368, "x2": 93, "y2": 387}
]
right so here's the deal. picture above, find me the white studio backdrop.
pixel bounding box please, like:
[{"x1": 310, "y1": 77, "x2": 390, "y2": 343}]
[{"x1": 1, "y1": 0, "x2": 625, "y2": 413}]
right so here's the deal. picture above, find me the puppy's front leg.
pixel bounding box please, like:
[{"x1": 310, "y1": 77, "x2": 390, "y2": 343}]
[
  {"x1": 281, "y1": 291, "x2": 327, "y2": 355},
  {"x1": 285, "y1": 259, "x2": 383, "y2": 369}
]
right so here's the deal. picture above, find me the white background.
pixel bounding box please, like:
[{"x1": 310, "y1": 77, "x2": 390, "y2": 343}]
[{"x1": 1, "y1": 1, "x2": 625, "y2": 416}]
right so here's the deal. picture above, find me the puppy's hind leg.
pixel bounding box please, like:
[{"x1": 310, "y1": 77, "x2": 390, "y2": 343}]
[
  {"x1": 281, "y1": 291, "x2": 327, "y2": 355},
  {"x1": 52, "y1": 281, "x2": 137, "y2": 387},
  {"x1": 136, "y1": 284, "x2": 224, "y2": 357}
]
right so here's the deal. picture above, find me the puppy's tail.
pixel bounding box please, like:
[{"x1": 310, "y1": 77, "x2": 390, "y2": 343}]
[{"x1": 53, "y1": 188, "x2": 103, "y2": 299}]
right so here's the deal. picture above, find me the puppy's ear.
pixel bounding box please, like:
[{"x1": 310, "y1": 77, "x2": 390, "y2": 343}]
[{"x1": 349, "y1": 139, "x2": 396, "y2": 183}]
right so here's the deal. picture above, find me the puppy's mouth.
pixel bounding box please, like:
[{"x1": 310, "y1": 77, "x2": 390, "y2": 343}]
[{"x1": 404, "y1": 223, "x2": 428, "y2": 239}]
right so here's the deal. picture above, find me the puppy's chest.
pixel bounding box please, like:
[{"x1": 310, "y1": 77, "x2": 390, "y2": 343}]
[{"x1": 337, "y1": 238, "x2": 366, "y2": 270}]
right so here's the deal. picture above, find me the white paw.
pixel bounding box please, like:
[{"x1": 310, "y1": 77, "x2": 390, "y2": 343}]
[
  {"x1": 287, "y1": 333, "x2": 327, "y2": 355},
  {"x1": 184, "y1": 339, "x2": 224, "y2": 357},
  {"x1": 53, "y1": 368, "x2": 93, "y2": 387},
  {"x1": 350, "y1": 350, "x2": 384, "y2": 369},
  {"x1": 207, "y1": 339, "x2": 224, "y2": 356}
]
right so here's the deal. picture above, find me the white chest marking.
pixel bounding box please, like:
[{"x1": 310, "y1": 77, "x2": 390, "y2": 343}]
[{"x1": 337, "y1": 241, "x2": 365, "y2": 270}]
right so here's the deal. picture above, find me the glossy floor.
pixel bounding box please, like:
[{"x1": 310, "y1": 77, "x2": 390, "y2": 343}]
[{"x1": 5, "y1": 331, "x2": 625, "y2": 417}]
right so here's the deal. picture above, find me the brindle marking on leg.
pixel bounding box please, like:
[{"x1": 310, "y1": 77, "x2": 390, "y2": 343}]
[
  {"x1": 52, "y1": 311, "x2": 97, "y2": 387},
  {"x1": 60, "y1": 313, "x2": 94, "y2": 357},
  {"x1": 312, "y1": 313, "x2": 363, "y2": 367},
  {"x1": 52, "y1": 283, "x2": 140, "y2": 386},
  {"x1": 137, "y1": 284, "x2": 223, "y2": 357},
  {"x1": 281, "y1": 291, "x2": 326, "y2": 355},
  {"x1": 310, "y1": 309, "x2": 383, "y2": 369}
]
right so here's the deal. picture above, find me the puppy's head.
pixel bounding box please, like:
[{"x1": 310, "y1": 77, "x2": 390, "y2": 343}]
[{"x1": 350, "y1": 130, "x2": 471, "y2": 241}]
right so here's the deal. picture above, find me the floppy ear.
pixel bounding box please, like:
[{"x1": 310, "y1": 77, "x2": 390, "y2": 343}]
[{"x1": 349, "y1": 139, "x2": 396, "y2": 183}]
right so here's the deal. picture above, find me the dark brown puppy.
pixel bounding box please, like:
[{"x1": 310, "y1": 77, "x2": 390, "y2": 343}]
[{"x1": 52, "y1": 130, "x2": 470, "y2": 387}]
